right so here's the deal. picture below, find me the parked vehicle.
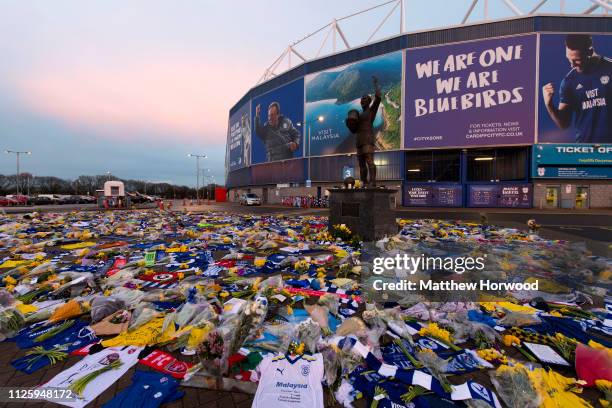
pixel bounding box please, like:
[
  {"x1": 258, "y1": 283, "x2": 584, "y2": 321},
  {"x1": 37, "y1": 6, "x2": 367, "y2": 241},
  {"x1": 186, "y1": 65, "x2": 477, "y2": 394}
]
[
  {"x1": 36, "y1": 194, "x2": 61, "y2": 204},
  {"x1": 5, "y1": 194, "x2": 30, "y2": 205},
  {"x1": 240, "y1": 193, "x2": 261, "y2": 206},
  {"x1": 0, "y1": 196, "x2": 19, "y2": 206},
  {"x1": 78, "y1": 195, "x2": 97, "y2": 204},
  {"x1": 32, "y1": 195, "x2": 54, "y2": 205}
]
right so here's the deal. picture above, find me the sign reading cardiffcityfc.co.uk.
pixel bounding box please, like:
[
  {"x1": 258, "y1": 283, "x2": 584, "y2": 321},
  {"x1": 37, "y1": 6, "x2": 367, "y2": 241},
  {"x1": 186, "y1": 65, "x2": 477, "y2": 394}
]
[{"x1": 404, "y1": 35, "x2": 537, "y2": 149}]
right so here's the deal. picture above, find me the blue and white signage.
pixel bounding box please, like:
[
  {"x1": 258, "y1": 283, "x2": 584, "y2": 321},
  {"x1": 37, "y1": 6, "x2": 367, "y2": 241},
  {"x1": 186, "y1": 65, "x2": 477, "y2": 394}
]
[{"x1": 532, "y1": 144, "x2": 612, "y2": 179}]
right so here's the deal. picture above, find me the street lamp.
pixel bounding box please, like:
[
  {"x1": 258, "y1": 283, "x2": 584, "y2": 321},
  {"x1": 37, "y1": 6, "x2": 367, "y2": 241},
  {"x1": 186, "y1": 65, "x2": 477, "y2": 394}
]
[
  {"x1": 299, "y1": 115, "x2": 325, "y2": 185},
  {"x1": 106, "y1": 171, "x2": 112, "y2": 182},
  {"x1": 200, "y1": 169, "x2": 211, "y2": 200},
  {"x1": 4, "y1": 150, "x2": 31, "y2": 195},
  {"x1": 187, "y1": 153, "x2": 207, "y2": 203}
]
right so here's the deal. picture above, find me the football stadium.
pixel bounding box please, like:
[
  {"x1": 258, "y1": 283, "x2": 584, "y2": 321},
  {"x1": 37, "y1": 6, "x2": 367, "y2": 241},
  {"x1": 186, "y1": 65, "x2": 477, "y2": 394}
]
[{"x1": 225, "y1": 9, "x2": 611, "y2": 209}]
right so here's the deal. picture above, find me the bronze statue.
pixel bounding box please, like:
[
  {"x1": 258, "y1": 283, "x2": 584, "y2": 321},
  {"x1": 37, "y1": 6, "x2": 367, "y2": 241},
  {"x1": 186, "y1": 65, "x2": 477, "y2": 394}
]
[{"x1": 346, "y1": 76, "x2": 381, "y2": 187}]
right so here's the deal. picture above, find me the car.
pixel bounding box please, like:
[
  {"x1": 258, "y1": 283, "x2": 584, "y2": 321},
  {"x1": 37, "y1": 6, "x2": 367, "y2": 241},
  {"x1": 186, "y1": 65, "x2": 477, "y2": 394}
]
[
  {"x1": 0, "y1": 196, "x2": 18, "y2": 206},
  {"x1": 37, "y1": 194, "x2": 61, "y2": 204},
  {"x1": 5, "y1": 194, "x2": 30, "y2": 205},
  {"x1": 240, "y1": 193, "x2": 261, "y2": 206},
  {"x1": 32, "y1": 195, "x2": 54, "y2": 205}
]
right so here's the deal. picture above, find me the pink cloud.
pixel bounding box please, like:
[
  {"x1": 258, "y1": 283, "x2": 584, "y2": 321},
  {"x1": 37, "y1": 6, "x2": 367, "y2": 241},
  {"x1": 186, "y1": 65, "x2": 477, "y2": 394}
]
[{"x1": 14, "y1": 60, "x2": 256, "y2": 144}]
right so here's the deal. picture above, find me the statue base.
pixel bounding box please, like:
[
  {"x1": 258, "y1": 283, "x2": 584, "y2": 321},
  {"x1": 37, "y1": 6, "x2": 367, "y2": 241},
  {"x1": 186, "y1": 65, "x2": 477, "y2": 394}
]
[{"x1": 328, "y1": 188, "x2": 398, "y2": 242}]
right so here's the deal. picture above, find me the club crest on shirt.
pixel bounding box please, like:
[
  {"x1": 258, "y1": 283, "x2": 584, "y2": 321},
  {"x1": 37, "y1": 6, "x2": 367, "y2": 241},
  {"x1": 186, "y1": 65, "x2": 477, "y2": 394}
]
[
  {"x1": 301, "y1": 365, "x2": 310, "y2": 377},
  {"x1": 469, "y1": 382, "x2": 491, "y2": 401},
  {"x1": 576, "y1": 83, "x2": 583, "y2": 90},
  {"x1": 601, "y1": 75, "x2": 609, "y2": 85}
]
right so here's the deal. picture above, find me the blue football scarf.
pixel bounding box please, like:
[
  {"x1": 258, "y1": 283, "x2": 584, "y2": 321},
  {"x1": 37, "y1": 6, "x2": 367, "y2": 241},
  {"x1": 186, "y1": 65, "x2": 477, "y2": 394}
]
[{"x1": 11, "y1": 325, "x2": 96, "y2": 374}]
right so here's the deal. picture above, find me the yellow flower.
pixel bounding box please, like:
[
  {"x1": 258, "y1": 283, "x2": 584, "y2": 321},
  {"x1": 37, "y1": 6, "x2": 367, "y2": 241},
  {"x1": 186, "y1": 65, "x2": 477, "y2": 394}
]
[
  {"x1": 219, "y1": 291, "x2": 229, "y2": 298},
  {"x1": 223, "y1": 237, "x2": 232, "y2": 244},
  {"x1": 502, "y1": 334, "x2": 521, "y2": 347},
  {"x1": 254, "y1": 257, "x2": 267, "y2": 267},
  {"x1": 3, "y1": 276, "x2": 17, "y2": 285},
  {"x1": 418, "y1": 323, "x2": 454, "y2": 344},
  {"x1": 295, "y1": 342, "x2": 305, "y2": 355},
  {"x1": 179, "y1": 263, "x2": 188, "y2": 270},
  {"x1": 477, "y1": 348, "x2": 508, "y2": 364},
  {"x1": 177, "y1": 272, "x2": 185, "y2": 280},
  {"x1": 286, "y1": 305, "x2": 294, "y2": 315},
  {"x1": 252, "y1": 277, "x2": 262, "y2": 292}
]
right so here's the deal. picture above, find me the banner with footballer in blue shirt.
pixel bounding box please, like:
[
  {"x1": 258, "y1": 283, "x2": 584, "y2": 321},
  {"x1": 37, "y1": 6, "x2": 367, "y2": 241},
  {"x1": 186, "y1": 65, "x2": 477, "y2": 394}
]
[{"x1": 538, "y1": 34, "x2": 612, "y2": 144}]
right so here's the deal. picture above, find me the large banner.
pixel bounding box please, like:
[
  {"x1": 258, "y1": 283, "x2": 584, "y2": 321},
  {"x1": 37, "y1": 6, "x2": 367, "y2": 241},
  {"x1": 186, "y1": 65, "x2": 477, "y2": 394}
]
[
  {"x1": 538, "y1": 34, "x2": 612, "y2": 144},
  {"x1": 404, "y1": 35, "x2": 536, "y2": 149},
  {"x1": 305, "y1": 52, "x2": 402, "y2": 156},
  {"x1": 227, "y1": 102, "x2": 251, "y2": 171},
  {"x1": 251, "y1": 79, "x2": 304, "y2": 165}
]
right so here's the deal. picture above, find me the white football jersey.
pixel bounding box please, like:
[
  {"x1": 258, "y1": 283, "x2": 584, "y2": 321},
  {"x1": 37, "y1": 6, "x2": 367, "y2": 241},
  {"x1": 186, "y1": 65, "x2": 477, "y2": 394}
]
[{"x1": 252, "y1": 353, "x2": 324, "y2": 408}]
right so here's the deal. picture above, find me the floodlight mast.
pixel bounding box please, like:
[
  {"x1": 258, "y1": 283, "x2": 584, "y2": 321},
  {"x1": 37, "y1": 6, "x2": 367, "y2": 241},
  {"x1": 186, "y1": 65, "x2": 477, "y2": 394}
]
[{"x1": 257, "y1": 0, "x2": 611, "y2": 85}]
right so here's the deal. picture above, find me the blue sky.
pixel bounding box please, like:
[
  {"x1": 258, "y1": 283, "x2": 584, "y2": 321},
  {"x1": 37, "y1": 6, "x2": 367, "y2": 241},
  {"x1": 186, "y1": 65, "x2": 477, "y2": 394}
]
[{"x1": 0, "y1": 0, "x2": 600, "y2": 186}]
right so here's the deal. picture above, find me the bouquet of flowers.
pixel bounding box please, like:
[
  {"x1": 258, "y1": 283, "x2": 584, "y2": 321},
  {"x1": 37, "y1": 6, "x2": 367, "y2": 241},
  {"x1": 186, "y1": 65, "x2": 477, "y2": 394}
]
[
  {"x1": 69, "y1": 353, "x2": 123, "y2": 397},
  {"x1": 292, "y1": 318, "x2": 321, "y2": 354},
  {"x1": 198, "y1": 330, "x2": 224, "y2": 361},
  {"x1": 490, "y1": 363, "x2": 541, "y2": 408}
]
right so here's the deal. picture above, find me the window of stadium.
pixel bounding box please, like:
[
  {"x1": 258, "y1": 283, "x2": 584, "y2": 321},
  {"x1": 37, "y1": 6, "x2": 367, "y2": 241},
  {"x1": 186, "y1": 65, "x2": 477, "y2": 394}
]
[
  {"x1": 467, "y1": 147, "x2": 527, "y2": 182},
  {"x1": 406, "y1": 150, "x2": 460, "y2": 182}
]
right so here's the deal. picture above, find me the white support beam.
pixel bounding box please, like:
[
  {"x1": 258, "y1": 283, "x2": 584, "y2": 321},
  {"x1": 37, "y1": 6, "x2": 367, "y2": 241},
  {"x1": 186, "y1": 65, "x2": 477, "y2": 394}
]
[
  {"x1": 315, "y1": 25, "x2": 333, "y2": 58},
  {"x1": 583, "y1": 3, "x2": 600, "y2": 13},
  {"x1": 332, "y1": 19, "x2": 337, "y2": 52},
  {"x1": 529, "y1": 0, "x2": 548, "y2": 14},
  {"x1": 366, "y1": 0, "x2": 400, "y2": 43},
  {"x1": 501, "y1": 0, "x2": 524, "y2": 15},
  {"x1": 589, "y1": 0, "x2": 612, "y2": 11},
  {"x1": 399, "y1": 0, "x2": 405, "y2": 33},
  {"x1": 462, "y1": 0, "x2": 479, "y2": 24},
  {"x1": 289, "y1": 46, "x2": 307, "y2": 63},
  {"x1": 335, "y1": 20, "x2": 351, "y2": 49}
]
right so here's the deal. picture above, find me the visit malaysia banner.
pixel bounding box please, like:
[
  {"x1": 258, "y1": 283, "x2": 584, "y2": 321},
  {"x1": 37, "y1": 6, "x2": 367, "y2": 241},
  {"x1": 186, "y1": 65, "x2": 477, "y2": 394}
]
[
  {"x1": 305, "y1": 51, "x2": 402, "y2": 156},
  {"x1": 538, "y1": 34, "x2": 612, "y2": 144},
  {"x1": 404, "y1": 35, "x2": 536, "y2": 149}
]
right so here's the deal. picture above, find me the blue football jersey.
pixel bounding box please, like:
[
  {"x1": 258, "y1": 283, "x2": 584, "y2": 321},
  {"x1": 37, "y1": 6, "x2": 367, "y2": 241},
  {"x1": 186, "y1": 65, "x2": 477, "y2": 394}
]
[{"x1": 559, "y1": 56, "x2": 611, "y2": 143}]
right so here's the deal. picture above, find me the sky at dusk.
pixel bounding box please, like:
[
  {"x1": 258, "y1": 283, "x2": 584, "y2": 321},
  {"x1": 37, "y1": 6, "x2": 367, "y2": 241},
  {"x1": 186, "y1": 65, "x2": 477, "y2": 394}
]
[{"x1": 0, "y1": 0, "x2": 599, "y2": 186}]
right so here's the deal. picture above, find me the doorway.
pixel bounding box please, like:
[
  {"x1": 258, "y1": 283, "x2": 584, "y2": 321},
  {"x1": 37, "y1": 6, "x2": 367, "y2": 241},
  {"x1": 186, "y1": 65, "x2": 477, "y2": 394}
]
[
  {"x1": 575, "y1": 186, "x2": 589, "y2": 209},
  {"x1": 545, "y1": 186, "x2": 560, "y2": 208},
  {"x1": 262, "y1": 188, "x2": 268, "y2": 204}
]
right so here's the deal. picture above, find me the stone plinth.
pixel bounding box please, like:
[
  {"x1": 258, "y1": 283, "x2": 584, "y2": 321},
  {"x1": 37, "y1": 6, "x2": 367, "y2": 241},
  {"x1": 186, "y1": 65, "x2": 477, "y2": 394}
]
[{"x1": 329, "y1": 188, "x2": 398, "y2": 242}]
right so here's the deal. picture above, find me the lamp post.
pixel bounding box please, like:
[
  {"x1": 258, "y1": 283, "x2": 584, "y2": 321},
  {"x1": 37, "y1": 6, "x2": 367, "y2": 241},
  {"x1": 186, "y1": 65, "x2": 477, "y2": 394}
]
[
  {"x1": 200, "y1": 168, "x2": 211, "y2": 201},
  {"x1": 187, "y1": 153, "x2": 207, "y2": 203},
  {"x1": 4, "y1": 150, "x2": 31, "y2": 195}
]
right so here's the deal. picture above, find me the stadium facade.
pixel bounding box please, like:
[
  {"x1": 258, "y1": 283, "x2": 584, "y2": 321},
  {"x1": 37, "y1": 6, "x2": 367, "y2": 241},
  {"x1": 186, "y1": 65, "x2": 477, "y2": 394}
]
[{"x1": 225, "y1": 15, "x2": 612, "y2": 209}]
